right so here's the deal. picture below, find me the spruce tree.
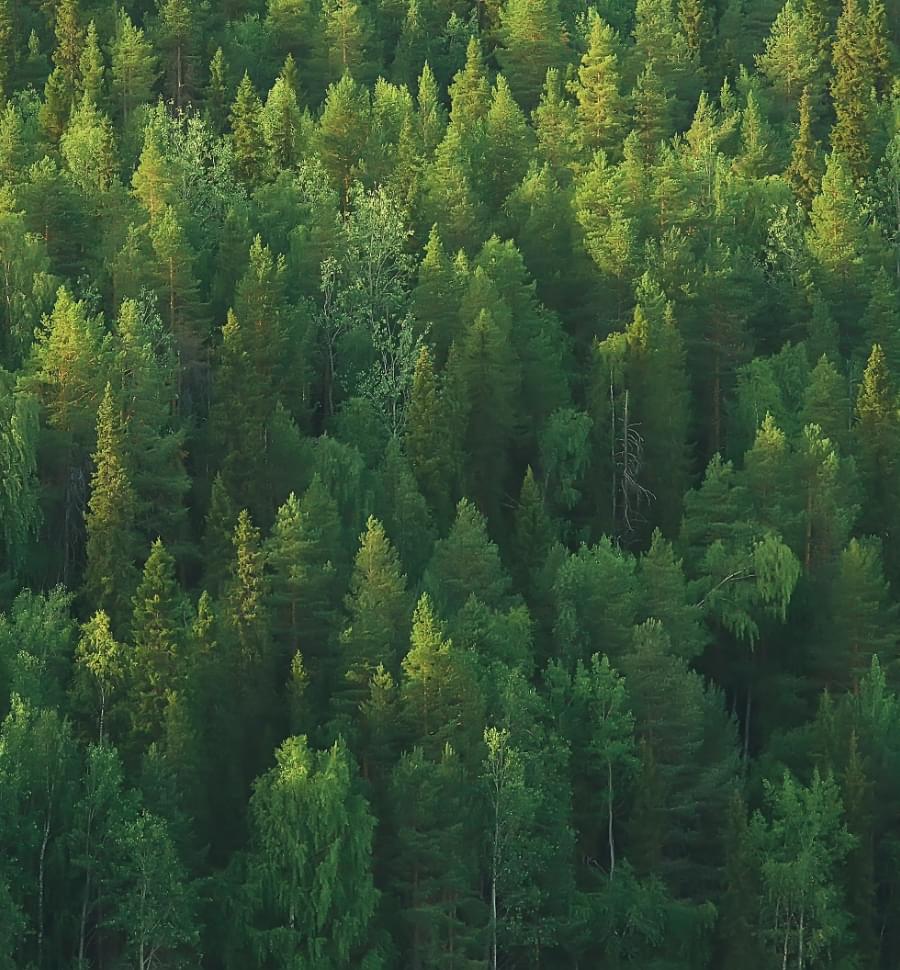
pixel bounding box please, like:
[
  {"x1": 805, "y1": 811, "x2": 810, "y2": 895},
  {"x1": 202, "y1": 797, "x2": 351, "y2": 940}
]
[
  {"x1": 78, "y1": 21, "x2": 104, "y2": 105},
  {"x1": 447, "y1": 36, "x2": 490, "y2": 133},
  {"x1": 0, "y1": 0, "x2": 13, "y2": 98},
  {"x1": 84, "y1": 384, "x2": 140, "y2": 630},
  {"x1": 854, "y1": 344, "x2": 900, "y2": 568},
  {"x1": 230, "y1": 72, "x2": 266, "y2": 185},
  {"x1": 337, "y1": 517, "x2": 412, "y2": 717},
  {"x1": 424, "y1": 497, "x2": 512, "y2": 617},
  {"x1": 830, "y1": 0, "x2": 875, "y2": 178},
  {"x1": 400, "y1": 593, "x2": 485, "y2": 758},
  {"x1": 785, "y1": 86, "x2": 822, "y2": 206},
  {"x1": 129, "y1": 539, "x2": 187, "y2": 751},
  {"x1": 205, "y1": 47, "x2": 228, "y2": 131},
  {"x1": 483, "y1": 76, "x2": 532, "y2": 208}
]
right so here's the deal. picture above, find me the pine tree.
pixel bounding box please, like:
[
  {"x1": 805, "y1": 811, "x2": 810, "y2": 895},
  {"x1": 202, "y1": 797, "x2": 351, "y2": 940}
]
[
  {"x1": 497, "y1": 0, "x2": 570, "y2": 111},
  {"x1": 756, "y1": 0, "x2": 826, "y2": 116},
  {"x1": 316, "y1": 72, "x2": 371, "y2": 203},
  {"x1": 155, "y1": 0, "x2": 197, "y2": 110},
  {"x1": 111, "y1": 10, "x2": 158, "y2": 125},
  {"x1": 84, "y1": 384, "x2": 140, "y2": 630},
  {"x1": 570, "y1": 13, "x2": 627, "y2": 152},
  {"x1": 807, "y1": 151, "x2": 873, "y2": 329},
  {"x1": 533, "y1": 67, "x2": 582, "y2": 173},
  {"x1": 28, "y1": 286, "x2": 110, "y2": 441},
  {"x1": 321, "y1": 0, "x2": 376, "y2": 83},
  {"x1": 148, "y1": 206, "x2": 205, "y2": 387}
]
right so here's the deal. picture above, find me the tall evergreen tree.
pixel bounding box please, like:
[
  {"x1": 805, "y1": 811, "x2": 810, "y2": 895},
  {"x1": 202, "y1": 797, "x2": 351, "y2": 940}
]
[
  {"x1": 84, "y1": 384, "x2": 140, "y2": 630},
  {"x1": 497, "y1": 0, "x2": 570, "y2": 110}
]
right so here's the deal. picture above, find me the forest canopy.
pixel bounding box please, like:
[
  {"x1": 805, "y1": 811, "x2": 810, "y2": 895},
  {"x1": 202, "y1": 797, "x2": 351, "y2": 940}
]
[{"x1": 0, "y1": 0, "x2": 899, "y2": 966}]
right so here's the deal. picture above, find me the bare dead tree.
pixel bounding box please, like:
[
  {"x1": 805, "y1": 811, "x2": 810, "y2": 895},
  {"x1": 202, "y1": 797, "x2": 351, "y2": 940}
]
[{"x1": 614, "y1": 389, "x2": 654, "y2": 539}]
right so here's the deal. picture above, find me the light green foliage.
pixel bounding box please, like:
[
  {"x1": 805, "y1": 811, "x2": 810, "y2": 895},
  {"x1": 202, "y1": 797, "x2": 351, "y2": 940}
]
[
  {"x1": 0, "y1": 0, "x2": 896, "y2": 963},
  {"x1": 497, "y1": 0, "x2": 570, "y2": 110},
  {"x1": 235, "y1": 735, "x2": 378, "y2": 968},
  {"x1": 111, "y1": 11, "x2": 158, "y2": 124},
  {"x1": 749, "y1": 770, "x2": 855, "y2": 967}
]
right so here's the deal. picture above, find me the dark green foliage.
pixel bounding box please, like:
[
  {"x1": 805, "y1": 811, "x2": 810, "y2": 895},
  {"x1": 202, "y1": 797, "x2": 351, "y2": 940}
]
[{"x1": 0, "y1": 0, "x2": 896, "y2": 965}]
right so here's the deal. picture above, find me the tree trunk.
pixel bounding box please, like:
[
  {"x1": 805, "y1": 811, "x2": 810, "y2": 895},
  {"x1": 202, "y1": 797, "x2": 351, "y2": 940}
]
[
  {"x1": 743, "y1": 682, "x2": 752, "y2": 764},
  {"x1": 607, "y1": 759, "x2": 616, "y2": 880},
  {"x1": 38, "y1": 810, "x2": 51, "y2": 969}
]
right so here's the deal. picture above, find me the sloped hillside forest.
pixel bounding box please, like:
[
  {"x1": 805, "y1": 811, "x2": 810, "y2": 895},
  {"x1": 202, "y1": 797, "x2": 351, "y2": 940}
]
[{"x1": 4, "y1": 0, "x2": 900, "y2": 966}]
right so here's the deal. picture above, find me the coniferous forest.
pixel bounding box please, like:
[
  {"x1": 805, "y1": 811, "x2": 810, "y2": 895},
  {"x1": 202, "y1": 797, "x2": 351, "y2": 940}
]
[{"x1": 2, "y1": 0, "x2": 900, "y2": 965}]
